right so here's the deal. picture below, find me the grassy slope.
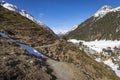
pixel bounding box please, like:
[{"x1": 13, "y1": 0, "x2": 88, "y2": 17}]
[{"x1": 0, "y1": 6, "x2": 58, "y2": 46}]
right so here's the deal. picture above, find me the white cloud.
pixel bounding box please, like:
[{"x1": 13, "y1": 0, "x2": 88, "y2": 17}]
[{"x1": 39, "y1": 13, "x2": 45, "y2": 17}]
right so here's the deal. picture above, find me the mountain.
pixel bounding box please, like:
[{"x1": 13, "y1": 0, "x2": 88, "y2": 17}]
[
  {"x1": 54, "y1": 30, "x2": 68, "y2": 37},
  {"x1": 0, "y1": 0, "x2": 55, "y2": 35},
  {"x1": 0, "y1": 1, "x2": 120, "y2": 80},
  {"x1": 66, "y1": 5, "x2": 120, "y2": 41}
]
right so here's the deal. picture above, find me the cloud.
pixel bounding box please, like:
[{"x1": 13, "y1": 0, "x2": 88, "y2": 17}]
[{"x1": 39, "y1": 13, "x2": 45, "y2": 17}]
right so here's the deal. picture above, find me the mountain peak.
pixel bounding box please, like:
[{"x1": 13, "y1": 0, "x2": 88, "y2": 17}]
[
  {"x1": 99, "y1": 5, "x2": 113, "y2": 11},
  {"x1": 94, "y1": 5, "x2": 113, "y2": 18}
]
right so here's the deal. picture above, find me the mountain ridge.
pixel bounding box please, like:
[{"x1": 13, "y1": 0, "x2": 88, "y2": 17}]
[
  {"x1": 0, "y1": 0, "x2": 56, "y2": 36},
  {"x1": 66, "y1": 5, "x2": 120, "y2": 41}
]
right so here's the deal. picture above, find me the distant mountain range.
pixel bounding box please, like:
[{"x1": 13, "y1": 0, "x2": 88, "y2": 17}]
[{"x1": 66, "y1": 5, "x2": 120, "y2": 41}]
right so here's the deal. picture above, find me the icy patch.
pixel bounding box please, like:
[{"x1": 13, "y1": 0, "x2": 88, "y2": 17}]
[
  {"x1": 17, "y1": 43, "x2": 44, "y2": 57},
  {"x1": 0, "y1": 32, "x2": 10, "y2": 39},
  {"x1": 104, "y1": 59, "x2": 120, "y2": 77},
  {"x1": 0, "y1": 32, "x2": 44, "y2": 58},
  {"x1": 0, "y1": 32, "x2": 15, "y2": 42}
]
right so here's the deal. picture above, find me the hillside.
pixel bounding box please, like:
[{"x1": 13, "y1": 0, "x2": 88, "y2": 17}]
[
  {"x1": 0, "y1": 5, "x2": 58, "y2": 45},
  {"x1": 0, "y1": 37, "x2": 56, "y2": 80},
  {"x1": 66, "y1": 5, "x2": 120, "y2": 41},
  {"x1": 0, "y1": 3, "x2": 120, "y2": 80}
]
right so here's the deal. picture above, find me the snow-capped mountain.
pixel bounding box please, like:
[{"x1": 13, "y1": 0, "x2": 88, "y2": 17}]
[
  {"x1": 94, "y1": 5, "x2": 120, "y2": 18},
  {"x1": 0, "y1": 0, "x2": 42, "y2": 24},
  {"x1": 66, "y1": 25, "x2": 79, "y2": 35},
  {"x1": 64, "y1": 5, "x2": 120, "y2": 77},
  {"x1": 54, "y1": 29, "x2": 68, "y2": 37},
  {"x1": 0, "y1": 0, "x2": 55, "y2": 35},
  {"x1": 66, "y1": 5, "x2": 120, "y2": 40}
]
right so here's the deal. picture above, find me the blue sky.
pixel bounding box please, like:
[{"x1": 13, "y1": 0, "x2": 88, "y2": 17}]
[{"x1": 4, "y1": 0, "x2": 120, "y2": 33}]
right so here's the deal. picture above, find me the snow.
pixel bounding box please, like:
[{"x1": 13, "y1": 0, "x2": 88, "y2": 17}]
[
  {"x1": 0, "y1": 1, "x2": 43, "y2": 25},
  {"x1": 94, "y1": 5, "x2": 113, "y2": 18},
  {"x1": 71, "y1": 25, "x2": 79, "y2": 31},
  {"x1": 1, "y1": 1, "x2": 19, "y2": 12},
  {"x1": 68, "y1": 39, "x2": 83, "y2": 44},
  {"x1": 94, "y1": 5, "x2": 120, "y2": 18},
  {"x1": 0, "y1": 32, "x2": 15, "y2": 42},
  {"x1": 17, "y1": 43, "x2": 44, "y2": 57},
  {"x1": 54, "y1": 29, "x2": 68, "y2": 35},
  {"x1": 83, "y1": 40, "x2": 120, "y2": 53},
  {"x1": 0, "y1": 32, "x2": 44, "y2": 58},
  {"x1": 95, "y1": 58, "x2": 101, "y2": 62},
  {"x1": 0, "y1": 32, "x2": 10, "y2": 39},
  {"x1": 104, "y1": 59, "x2": 120, "y2": 77},
  {"x1": 69, "y1": 39, "x2": 120, "y2": 77},
  {"x1": 68, "y1": 39, "x2": 120, "y2": 53}
]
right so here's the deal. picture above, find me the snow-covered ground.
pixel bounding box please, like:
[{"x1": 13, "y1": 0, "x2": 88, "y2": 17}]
[
  {"x1": 68, "y1": 39, "x2": 120, "y2": 53},
  {"x1": 68, "y1": 39, "x2": 120, "y2": 77},
  {"x1": 104, "y1": 59, "x2": 120, "y2": 77}
]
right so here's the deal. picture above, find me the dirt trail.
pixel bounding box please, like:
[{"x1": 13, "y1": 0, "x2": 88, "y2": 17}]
[
  {"x1": 47, "y1": 59, "x2": 74, "y2": 80},
  {"x1": 0, "y1": 32, "x2": 74, "y2": 80}
]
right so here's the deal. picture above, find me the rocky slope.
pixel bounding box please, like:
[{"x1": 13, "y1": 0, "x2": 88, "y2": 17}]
[
  {"x1": 66, "y1": 5, "x2": 120, "y2": 41},
  {"x1": 0, "y1": 37, "x2": 56, "y2": 80},
  {"x1": 1, "y1": 32, "x2": 120, "y2": 80},
  {"x1": 0, "y1": 3, "x2": 120, "y2": 80}
]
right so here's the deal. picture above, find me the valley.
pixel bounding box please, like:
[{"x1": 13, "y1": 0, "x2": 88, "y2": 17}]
[{"x1": 0, "y1": 0, "x2": 120, "y2": 80}]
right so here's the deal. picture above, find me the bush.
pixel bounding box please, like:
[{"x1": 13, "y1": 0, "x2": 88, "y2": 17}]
[{"x1": 62, "y1": 36, "x2": 68, "y2": 41}]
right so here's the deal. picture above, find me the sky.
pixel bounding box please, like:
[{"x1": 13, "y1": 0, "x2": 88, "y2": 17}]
[{"x1": 4, "y1": 0, "x2": 120, "y2": 33}]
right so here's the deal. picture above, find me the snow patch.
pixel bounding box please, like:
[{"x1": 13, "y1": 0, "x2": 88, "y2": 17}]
[
  {"x1": 0, "y1": 0, "x2": 43, "y2": 25},
  {"x1": 68, "y1": 39, "x2": 120, "y2": 53},
  {"x1": 0, "y1": 32, "x2": 10, "y2": 39},
  {"x1": 104, "y1": 59, "x2": 120, "y2": 77},
  {"x1": 69, "y1": 39, "x2": 120, "y2": 77},
  {"x1": 95, "y1": 58, "x2": 101, "y2": 62},
  {"x1": 0, "y1": 32, "x2": 44, "y2": 58},
  {"x1": 17, "y1": 43, "x2": 44, "y2": 57}
]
